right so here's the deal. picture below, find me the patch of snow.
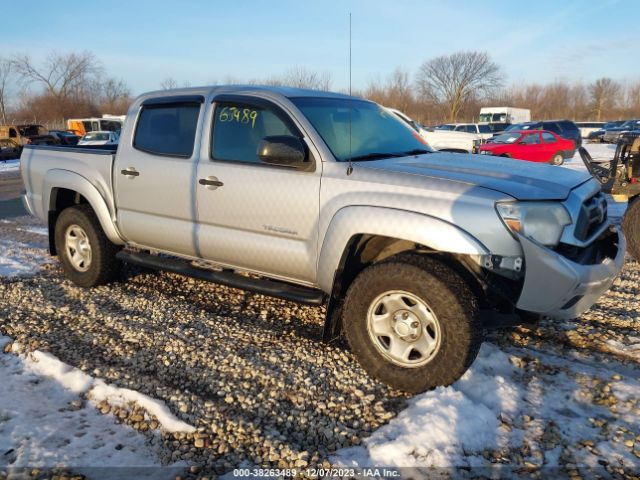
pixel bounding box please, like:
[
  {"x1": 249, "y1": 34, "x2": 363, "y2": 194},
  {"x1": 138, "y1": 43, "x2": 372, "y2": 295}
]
[
  {"x1": 16, "y1": 226, "x2": 48, "y2": 236},
  {"x1": 0, "y1": 238, "x2": 52, "y2": 278},
  {"x1": 0, "y1": 159, "x2": 20, "y2": 173},
  {"x1": 605, "y1": 338, "x2": 640, "y2": 361},
  {"x1": 0, "y1": 337, "x2": 183, "y2": 478},
  {"x1": 332, "y1": 342, "x2": 640, "y2": 470},
  {"x1": 89, "y1": 382, "x2": 196, "y2": 434},
  {"x1": 11, "y1": 341, "x2": 195, "y2": 434}
]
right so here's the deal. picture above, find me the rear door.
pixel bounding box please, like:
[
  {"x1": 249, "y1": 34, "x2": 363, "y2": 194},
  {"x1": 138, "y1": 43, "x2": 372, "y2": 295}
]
[
  {"x1": 195, "y1": 95, "x2": 321, "y2": 284},
  {"x1": 541, "y1": 132, "x2": 560, "y2": 159},
  {"x1": 114, "y1": 96, "x2": 203, "y2": 256},
  {"x1": 517, "y1": 132, "x2": 543, "y2": 161}
]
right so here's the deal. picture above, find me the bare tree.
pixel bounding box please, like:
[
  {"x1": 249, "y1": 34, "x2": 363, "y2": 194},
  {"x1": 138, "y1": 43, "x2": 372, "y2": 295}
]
[
  {"x1": 98, "y1": 77, "x2": 131, "y2": 113},
  {"x1": 160, "y1": 78, "x2": 178, "y2": 90},
  {"x1": 12, "y1": 51, "x2": 102, "y2": 99},
  {"x1": 589, "y1": 77, "x2": 620, "y2": 121},
  {"x1": 416, "y1": 51, "x2": 502, "y2": 122},
  {"x1": 268, "y1": 66, "x2": 332, "y2": 91},
  {"x1": 0, "y1": 57, "x2": 13, "y2": 124}
]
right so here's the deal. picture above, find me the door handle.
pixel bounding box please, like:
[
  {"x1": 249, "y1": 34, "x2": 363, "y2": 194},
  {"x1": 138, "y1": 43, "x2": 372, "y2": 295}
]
[
  {"x1": 199, "y1": 176, "x2": 224, "y2": 189},
  {"x1": 121, "y1": 168, "x2": 140, "y2": 177}
]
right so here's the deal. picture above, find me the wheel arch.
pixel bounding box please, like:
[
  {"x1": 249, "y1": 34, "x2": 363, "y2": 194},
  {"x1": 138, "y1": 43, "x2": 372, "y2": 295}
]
[
  {"x1": 318, "y1": 207, "x2": 490, "y2": 340},
  {"x1": 44, "y1": 169, "x2": 124, "y2": 254}
]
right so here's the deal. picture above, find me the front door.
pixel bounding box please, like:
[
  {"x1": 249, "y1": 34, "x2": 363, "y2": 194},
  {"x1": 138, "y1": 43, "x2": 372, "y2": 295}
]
[{"x1": 195, "y1": 96, "x2": 321, "y2": 284}]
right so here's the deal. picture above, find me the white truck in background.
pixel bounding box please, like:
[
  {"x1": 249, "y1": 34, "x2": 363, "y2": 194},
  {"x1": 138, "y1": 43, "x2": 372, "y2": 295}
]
[{"x1": 479, "y1": 107, "x2": 531, "y2": 133}]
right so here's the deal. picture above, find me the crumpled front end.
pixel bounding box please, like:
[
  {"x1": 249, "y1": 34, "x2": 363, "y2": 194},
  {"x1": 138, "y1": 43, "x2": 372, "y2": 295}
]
[{"x1": 516, "y1": 225, "x2": 625, "y2": 319}]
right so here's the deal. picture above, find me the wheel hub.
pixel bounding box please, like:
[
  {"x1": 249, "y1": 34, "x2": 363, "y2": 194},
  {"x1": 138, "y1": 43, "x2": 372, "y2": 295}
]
[{"x1": 392, "y1": 310, "x2": 421, "y2": 339}]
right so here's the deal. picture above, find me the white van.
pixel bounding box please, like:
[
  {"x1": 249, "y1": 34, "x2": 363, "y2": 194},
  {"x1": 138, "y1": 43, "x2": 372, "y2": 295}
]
[{"x1": 479, "y1": 107, "x2": 531, "y2": 132}]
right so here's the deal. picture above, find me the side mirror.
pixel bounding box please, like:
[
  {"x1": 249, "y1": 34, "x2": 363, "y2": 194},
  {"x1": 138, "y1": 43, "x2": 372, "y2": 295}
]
[{"x1": 258, "y1": 135, "x2": 306, "y2": 168}]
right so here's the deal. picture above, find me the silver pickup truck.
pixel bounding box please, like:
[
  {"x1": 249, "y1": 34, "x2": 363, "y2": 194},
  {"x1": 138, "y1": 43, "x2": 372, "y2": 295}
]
[{"x1": 21, "y1": 86, "x2": 625, "y2": 393}]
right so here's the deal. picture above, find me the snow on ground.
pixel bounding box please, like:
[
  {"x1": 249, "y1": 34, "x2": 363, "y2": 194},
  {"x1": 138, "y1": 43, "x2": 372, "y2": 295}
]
[
  {"x1": 333, "y1": 342, "x2": 640, "y2": 473},
  {"x1": 0, "y1": 237, "x2": 52, "y2": 278},
  {"x1": 0, "y1": 337, "x2": 185, "y2": 479},
  {"x1": 0, "y1": 160, "x2": 20, "y2": 173}
]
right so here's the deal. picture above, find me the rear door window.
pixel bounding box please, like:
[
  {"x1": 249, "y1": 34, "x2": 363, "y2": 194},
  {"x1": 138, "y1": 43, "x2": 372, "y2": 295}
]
[
  {"x1": 521, "y1": 133, "x2": 541, "y2": 144},
  {"x1": 134, "y1": 103, "x2": 201, "y2": 157},
  {"x1": 542, "y1": 132, "x2": 557, "y2": 143}
]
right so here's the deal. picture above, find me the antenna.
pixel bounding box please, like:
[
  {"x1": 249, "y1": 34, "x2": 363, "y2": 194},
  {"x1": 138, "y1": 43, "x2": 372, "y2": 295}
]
[{"x1": 347, "y1": 12, "x2": 353, "y2": 176}]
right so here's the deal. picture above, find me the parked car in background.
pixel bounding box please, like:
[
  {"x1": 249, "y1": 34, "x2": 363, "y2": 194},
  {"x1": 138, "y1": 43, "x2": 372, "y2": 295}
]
[
  {"x1": 78, "y1": 131, "x2": 119, "y2": 146},
  {"x1": 387, "y1": 109, "x2": 480, "y2": 153},
  {"x1": 587, "y1": 121, "x2": 625, "y2": 142},
  {"x1": 602, "y1": 119, "x2": 640, "y2": 143},
  {"x1": 49, "y1": 130, "x2": 81, "y2": 146},
  {"x1": 479, "y1": 130, "x2": 575, "y2": 165},
  {"x1": 0, "y1": 138, "x2": 21, "y2": 160},
  {"x1": 447, "y1": 123, "x2": 493, "y2": 141},
  {"x1": 575, "y1": 121, "x2": 605, "y2": 138},
  {"x1": 505, "y1": 120, "x2": 581, "y2": 148},
  {"x1": 0, "y1": 124, "x2": 58, "y2": 146}
]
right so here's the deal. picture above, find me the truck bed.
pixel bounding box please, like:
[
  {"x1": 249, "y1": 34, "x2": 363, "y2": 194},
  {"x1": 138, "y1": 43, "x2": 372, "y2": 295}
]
[{"x1": 21, "y1": 145, "x2": 117, "y2": 223}]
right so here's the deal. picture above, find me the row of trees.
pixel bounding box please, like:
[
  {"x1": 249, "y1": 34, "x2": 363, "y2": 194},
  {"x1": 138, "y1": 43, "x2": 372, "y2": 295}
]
[
  {"x1": 361, "y1": 54, "x2": 640, "y2": 125},
  {"x1": 1, "y1": 50, "x2": 639, "y2": 128}
]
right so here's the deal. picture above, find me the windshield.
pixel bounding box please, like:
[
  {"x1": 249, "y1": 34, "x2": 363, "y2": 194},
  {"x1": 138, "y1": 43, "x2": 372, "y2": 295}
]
[
  {"x1": 489, "y1": 132, "x2": 521, "y2": 144},
  {"x1": 83, "y1": 133, "x2": 109, "y2": 141},
  {"x1": 291, "y1": 97, "x2": 432, "y2": 161}
]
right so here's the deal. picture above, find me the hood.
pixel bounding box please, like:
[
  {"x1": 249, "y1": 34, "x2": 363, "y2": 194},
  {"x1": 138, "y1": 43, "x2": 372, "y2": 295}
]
[
  {"x1": 358, "y1": 152, "x2": 592, "y2": 201},
  {"x1": 78, "y1": 140, "x2": 109, "y2": 145}
]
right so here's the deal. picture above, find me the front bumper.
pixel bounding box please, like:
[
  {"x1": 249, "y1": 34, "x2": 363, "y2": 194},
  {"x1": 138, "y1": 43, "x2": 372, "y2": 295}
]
[{"x1": 515, "y1": 226, "x2": 625, "y2": 319}]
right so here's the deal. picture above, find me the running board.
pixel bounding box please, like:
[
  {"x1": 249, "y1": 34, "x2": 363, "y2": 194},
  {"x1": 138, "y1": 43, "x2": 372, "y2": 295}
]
[{"x1": 116, "y1": 251, "x2": 326, "y2": 306}]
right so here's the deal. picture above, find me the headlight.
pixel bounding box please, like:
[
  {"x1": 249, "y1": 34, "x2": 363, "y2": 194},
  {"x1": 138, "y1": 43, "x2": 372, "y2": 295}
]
[{"x1": 496, "y1": 201, "x2": 572, "y2": 247}]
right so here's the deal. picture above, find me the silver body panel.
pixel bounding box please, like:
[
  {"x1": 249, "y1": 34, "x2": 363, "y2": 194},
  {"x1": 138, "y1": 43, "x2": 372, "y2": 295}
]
[{"x1": 22, "y1": 85, "x2": 625, "y2": 320}]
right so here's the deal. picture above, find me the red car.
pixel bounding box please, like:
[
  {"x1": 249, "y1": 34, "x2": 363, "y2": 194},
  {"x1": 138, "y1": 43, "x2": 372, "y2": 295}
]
[{"x1": 479, "y1": 130, "x2": 575, "y2": 165}]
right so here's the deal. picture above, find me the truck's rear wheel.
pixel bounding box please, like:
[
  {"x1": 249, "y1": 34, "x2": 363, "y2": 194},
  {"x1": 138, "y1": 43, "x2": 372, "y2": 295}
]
[
  {"x1": 622, "y1": 198, "x2": 640, "y2": 261},
  {"x1": 54, "y1": 204, "x2": 120, "y2": 287},
  {"x1": 342, "y1": 254, "x2": 482, "y2": 393}
]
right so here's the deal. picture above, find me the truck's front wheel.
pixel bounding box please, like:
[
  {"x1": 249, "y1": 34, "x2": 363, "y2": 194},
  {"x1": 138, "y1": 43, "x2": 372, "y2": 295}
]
[
  {"x1": 622, "y1": 197, "x2": 640, "y2": 261},
  {"x1": 342, "y1": 254, "x2": 482, "y2": 393},
  {"x1": 54, "y1": 204, "x2": 120, "y2": 287}
]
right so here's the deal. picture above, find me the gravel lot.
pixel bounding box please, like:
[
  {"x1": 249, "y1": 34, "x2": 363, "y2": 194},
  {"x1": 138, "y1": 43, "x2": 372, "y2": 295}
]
[{"x1": 0, "y1": 213, "x2": 639, "y2": 479}]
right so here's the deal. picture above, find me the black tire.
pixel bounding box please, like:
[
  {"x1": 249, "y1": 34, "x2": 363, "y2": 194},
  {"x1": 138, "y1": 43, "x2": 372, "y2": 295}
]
[
  {"x1": 54, "y1": 204, "x2": 121, "y2": 287},
  {"x1": 622, "y1": 198, "x2": 640, "y2": 261},
  {"x1": 550, "y1": 152, "x2": 564, "y2": 166},
  {"x1": 342, "y1": 254, "x2": 482, "y2": 393}
]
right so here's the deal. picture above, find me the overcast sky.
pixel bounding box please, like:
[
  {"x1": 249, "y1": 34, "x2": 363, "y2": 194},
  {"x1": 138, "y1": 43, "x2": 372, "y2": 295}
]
[{"x1": 4, "y1": 0, "x2": 637, "y2": 95}]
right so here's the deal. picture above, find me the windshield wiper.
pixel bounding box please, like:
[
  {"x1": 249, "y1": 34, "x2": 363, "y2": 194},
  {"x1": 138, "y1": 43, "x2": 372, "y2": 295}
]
[
  {"x1": 348, "y1": 152, "x2": 405, "y2": 162},
  {"x1": 400, "y1": 148, "x2": 432, "y2": 156}
]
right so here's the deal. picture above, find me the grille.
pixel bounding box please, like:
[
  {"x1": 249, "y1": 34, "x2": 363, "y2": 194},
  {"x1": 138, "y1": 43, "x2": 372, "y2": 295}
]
[{"x1": 574, "y1": 192, "x2": 608, "y2": 242}]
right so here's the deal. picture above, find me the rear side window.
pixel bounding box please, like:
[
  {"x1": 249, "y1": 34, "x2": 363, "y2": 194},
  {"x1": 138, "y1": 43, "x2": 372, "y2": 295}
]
[
  {"x1": 545, "y1": 122, "x2": 562, "y2": 134},
  {"x1": 134, "y1": 104, "x2": 200, "y2": 157},
  {"x1": 542, "y1": 132, "x2": 557, "y2": 143},
  {"x1": 559, "y1": 121, "x2": 578, "y2": 132}
]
